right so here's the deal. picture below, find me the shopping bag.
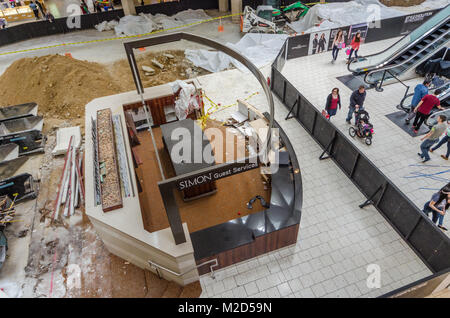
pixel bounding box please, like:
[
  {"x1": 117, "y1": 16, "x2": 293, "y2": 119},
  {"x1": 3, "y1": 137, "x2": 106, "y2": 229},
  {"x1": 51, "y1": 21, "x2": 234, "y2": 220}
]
[{"x1": 321, "y1": 109, "x2": 329, "y2": 119}]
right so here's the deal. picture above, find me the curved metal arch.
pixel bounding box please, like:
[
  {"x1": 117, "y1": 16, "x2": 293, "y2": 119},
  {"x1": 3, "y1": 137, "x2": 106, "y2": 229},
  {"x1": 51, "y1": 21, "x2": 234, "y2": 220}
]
[{"x1": 123, "y1": 32, "x2": 274, "y2": 155}]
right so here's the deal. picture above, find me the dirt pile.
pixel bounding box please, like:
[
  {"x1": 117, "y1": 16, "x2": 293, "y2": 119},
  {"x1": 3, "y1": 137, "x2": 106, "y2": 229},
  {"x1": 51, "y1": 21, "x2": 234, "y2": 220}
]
[
  {"x1": 380, "y1": 0, "x2": 425, "y2": 6},
  {"x1": 0, "y1": 52, "x2": 209, "y2": 123},
  {"x1": 0, "y1": 55, "x2": 122, "y2": 120}
]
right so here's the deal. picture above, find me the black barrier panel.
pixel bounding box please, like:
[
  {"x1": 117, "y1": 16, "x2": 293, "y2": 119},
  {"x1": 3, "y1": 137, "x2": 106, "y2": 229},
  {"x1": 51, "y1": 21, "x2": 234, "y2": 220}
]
[
  {"x1": 408, "y1": 218, "x2": 450, "y2": 271},
  {"x1": 287, "y1": 34, "x2": 310, "y2": 59},
  {"x1": 352, "y1": 155, "x2": 385, "y2": 199},
  {"x1": 364, "y1": 16, "x2": 404, "y2": 43},
  {"x1": 330, "y1": 133, "x2": 358, "y2": 176},
  {"x1": 377, "y1": 184, "x2": 421, "y2": 237},
  {"x1": 272, "y1": 70, "x2": 285, "y2": 101},
  {"x1": 182, "y1": 0, "x2": 218, "y2": 10},
  {"x1": 297, "y1": 98, "x2": 316, "y2": 133},
  {"x1": 428, "y1": 238, "x2": 450, "y2": 272},
  {"x1": 137, "y1": 2, "x2": 182, "y2": 15},
  {"x1": 400, "y1": 9, "x2": 439, "y2": 36},
  {"x1": 284, "y1": 80, "x2": 298, "y2": 110},
  {"x1": 313, "y1": 114, "x2": 335, "y2": 149}
]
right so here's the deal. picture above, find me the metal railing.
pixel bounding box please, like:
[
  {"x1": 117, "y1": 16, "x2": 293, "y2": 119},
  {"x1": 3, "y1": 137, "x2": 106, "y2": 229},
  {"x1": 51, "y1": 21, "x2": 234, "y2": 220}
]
[{"x1": 365, "y1": 27, "x2": 450, "y2": 89}]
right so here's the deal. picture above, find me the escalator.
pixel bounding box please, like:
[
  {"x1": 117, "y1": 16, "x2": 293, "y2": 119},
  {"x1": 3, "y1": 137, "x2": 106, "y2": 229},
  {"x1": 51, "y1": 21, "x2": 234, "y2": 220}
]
[
  {"x1": 348, "y1": 5, "x2": 450, "y2": 88},
  {"x1": 424, "y1": 81, "x2": 450, "y2": 128}
]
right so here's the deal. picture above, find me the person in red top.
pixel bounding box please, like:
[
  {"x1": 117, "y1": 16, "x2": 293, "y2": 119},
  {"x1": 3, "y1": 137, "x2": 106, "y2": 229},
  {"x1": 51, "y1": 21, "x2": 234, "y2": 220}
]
[
  {"x1": 412, "y1": 89, "x2": 443, "y2": 133},
  {"x1": 325, "y1": 88, "x2": 341, "y2": 120},
  {"x1": 347, "y1": 31, "x2": 362, "y2": 64}
]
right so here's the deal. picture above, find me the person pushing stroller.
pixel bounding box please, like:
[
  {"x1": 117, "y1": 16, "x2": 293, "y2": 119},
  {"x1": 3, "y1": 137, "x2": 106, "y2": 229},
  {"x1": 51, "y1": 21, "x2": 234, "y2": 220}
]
[{"x1": 349, "y1": 105, "x2": 374, "y2": 145}]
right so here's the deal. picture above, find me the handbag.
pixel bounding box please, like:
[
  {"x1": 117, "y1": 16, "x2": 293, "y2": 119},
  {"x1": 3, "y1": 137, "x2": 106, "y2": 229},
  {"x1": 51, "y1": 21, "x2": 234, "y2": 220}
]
[{"x1": 321, "y1": 109, "x2": 329, "y2": 119}]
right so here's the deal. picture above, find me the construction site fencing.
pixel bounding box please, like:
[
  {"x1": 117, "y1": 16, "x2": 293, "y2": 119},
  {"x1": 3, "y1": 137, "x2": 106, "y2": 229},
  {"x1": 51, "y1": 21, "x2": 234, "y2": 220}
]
[
  {"x1": 0, "y1": 0, "x2": 219, "y2": 47},
  {"x1": 271, "y1": 5, "x2": 450, "y2": 273}
]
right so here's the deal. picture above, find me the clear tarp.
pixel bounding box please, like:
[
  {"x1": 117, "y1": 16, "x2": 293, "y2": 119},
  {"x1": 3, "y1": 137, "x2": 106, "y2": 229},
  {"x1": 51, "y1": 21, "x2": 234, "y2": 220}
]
[
  {"x1": 185, "y1": 33, "x2": 289, "y2": 73},
  {"x1": 288, "y1": 0, "x2": 450, "y2": 34},
  {"x1": 95, "y1": 9, "x2": 211, "y2": 36}
]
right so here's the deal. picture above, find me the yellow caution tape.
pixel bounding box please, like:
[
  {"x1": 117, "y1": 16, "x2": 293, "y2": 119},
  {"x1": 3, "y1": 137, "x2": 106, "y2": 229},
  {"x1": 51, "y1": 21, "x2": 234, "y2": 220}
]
[
  {"x1": 199, "y1": 91, "x2": 259, "y2": 129},
  {"x1": 0, "y1": 13, "x2": 242, "y2": 56}
]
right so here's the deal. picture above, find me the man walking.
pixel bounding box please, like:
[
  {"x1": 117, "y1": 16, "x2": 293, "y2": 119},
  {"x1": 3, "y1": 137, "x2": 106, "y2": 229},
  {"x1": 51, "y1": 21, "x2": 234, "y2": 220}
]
[
  {"x1": 29, "y1": 1, "x2": 39, "y2": 20},
  {"x1": 312, "y1": 34, "x2": 318, "y2": 54},
  {"x1": 346, "y1": 85, "x2": 366, "y2": 124},
  {"x1": 418, "y1": 114, "x2": 447, "y2": 163},
  {"x1": 430, "y1": 124, "x2": 450, "y2": 160},
  {"x1": 405, "y1": 80, "x2": 431, "y2": 124},
  {"x1": 412, "y1": 89, "x2": 443, "y2": 133}
]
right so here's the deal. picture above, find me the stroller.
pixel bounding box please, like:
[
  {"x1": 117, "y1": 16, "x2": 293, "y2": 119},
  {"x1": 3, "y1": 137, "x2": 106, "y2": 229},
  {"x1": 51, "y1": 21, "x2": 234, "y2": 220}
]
[{"x1": 349, "y1": 109, "x2": 374, "y2": 145}]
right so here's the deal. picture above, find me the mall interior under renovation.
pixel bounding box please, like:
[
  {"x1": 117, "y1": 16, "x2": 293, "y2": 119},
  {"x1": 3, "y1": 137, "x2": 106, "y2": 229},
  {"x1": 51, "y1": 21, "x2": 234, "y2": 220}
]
[{"x1": 0, "y1": 0, "x2": 449, "y2": 300}]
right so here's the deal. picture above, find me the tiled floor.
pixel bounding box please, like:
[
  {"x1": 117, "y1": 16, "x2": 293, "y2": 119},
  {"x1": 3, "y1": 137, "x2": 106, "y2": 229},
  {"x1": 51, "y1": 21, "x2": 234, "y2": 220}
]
[
  {"x1": 281, "y1": 37, "x2": 450, "y2": 235},
  {"x1": 194, "y1": 60, "x2": 432, "y2": 298}
]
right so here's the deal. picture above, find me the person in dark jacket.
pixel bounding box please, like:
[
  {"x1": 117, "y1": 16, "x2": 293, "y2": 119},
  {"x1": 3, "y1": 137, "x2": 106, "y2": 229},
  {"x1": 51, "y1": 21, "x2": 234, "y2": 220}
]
[
  {"x1": 312, "y1": 34, "x2": 319, "y2": 54},
  {"x1": 35, "y1": 0, "x2": 45, "y2": 16},
  {"x1": 29, "y1": 1, "x2": 40, "y2": 20},
  {"x1": 94, "y1": 0, "x2": 102, "y2": 12},
  {"x1": 346, "y1": 85, "x2": 366, "y2": 124},
  {"x1": 318, "y1": 33, "x2": 327, "y2": 53},
  {"x1": 325, "y1": 87, "x2": 341, "y2": 120},
  {"x1": 45, "y1": 11, "x2": 55, "y2": 22}
]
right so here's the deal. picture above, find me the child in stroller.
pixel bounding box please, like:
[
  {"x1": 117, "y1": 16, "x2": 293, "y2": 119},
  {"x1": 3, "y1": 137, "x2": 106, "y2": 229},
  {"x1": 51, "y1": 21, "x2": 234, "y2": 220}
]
[{"x1": 349, "y1": 107, "x2": 374, "y2": 145}]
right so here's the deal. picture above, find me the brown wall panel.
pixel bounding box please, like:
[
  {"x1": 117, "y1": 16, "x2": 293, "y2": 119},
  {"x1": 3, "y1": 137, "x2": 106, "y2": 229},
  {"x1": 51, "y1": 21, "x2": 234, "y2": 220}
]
[{"x1": 196, "y1": 224, "x2": 299, "y2": 275}]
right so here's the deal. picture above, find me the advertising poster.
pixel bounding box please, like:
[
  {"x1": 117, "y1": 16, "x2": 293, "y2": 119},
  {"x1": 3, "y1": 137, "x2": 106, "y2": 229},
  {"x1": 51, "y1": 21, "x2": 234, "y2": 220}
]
[
  {"x1": 287, "y1": 33, "x2": 310, "y2": 59},
  {"x1": 308, "y1": 30, "x2": 331, "y2": 55},
  {"x1": 327, "y1": 26, "x2": 350, "y2": 51},
  {"x1": 347, "y1": 22, "x2": 369, "y2": 46},
  {"x1": 400, "y1": 10, "x2": 435, "y2": 35}
]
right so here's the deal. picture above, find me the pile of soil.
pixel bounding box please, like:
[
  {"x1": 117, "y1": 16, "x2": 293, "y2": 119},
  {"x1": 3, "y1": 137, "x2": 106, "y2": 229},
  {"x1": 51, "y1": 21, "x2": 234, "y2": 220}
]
[
  {"x1": 0, "y1": 55, "x2": 122, "y2": 121},
  {"x1": 0, "y1": 51, "x2": 209, "y2": 124},
  {"x1": 380, "y1": 0, "x2": 425, "y2": 6}
]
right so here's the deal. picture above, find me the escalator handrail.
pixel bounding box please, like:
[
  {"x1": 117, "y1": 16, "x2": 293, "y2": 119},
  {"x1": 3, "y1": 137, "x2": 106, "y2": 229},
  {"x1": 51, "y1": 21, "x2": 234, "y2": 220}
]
[
  {"x1": 425, "y1": 108, "x2": 450, "y2": 127},
  {"x1": 347, "y1": 5, "x2": 450, "y2": 74},
  {"x1": 363, "y1": 28, "x2": 450, "y2": 85}
]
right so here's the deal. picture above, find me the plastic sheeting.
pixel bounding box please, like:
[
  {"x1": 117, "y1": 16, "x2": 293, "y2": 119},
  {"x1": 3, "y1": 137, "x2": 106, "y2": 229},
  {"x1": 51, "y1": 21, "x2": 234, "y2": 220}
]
[
  {"x1": 169, "y1": 80, "x2": 201, "y2": 120},
  {"x1": 288, "y1": 0, "x2": 406, "y2": 33},
  {"x1": 95, "y1": 9, "x2": 211, "y2": 36},
  {"x1": 185, "y1": 33, "x2": 289, "y2": 73},
  {"x1": 94, "y1": 19, "x2": 119, "y2": 32},
  {"x1": 288, "y1": 0, "x2": 450, "y2": 34}
]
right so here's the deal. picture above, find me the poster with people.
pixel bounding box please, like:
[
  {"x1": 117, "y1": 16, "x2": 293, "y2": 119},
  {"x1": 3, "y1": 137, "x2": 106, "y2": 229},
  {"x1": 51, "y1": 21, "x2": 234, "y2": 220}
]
[
  {"x1": 347, "y1": 23, "x2": 369, "y2": 46},
  {"x1": 327, "y1": 26, "x2": 350, "y2": 51},
  {"x1": 308, "y1": 30, "x2": 330, "y2": 55}
]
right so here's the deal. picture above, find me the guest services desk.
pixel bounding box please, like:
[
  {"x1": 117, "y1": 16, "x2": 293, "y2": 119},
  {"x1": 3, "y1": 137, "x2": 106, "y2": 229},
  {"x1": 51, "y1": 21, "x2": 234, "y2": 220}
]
[
  {"x1": 161, "y1": 118, "x2": 217, "y2": 201},
  {"x1": 190, "y1": 115, "x2": 302, "y2": 274}
]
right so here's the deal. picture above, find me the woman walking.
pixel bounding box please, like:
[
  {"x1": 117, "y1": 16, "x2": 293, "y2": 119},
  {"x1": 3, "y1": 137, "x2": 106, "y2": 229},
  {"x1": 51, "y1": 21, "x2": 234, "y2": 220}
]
[
  {"x1": 331, "y1": 29, "x2": 344, "y2": 63},
  {"x1": 325, "y1": 88, "x2": 341, "y2": 120},
  {"x1": 423, "y1": 191, "x2": 449, "y2": 231},
  {"x1": 347, "y1": 31, "x2": 361, "y2": 64}
]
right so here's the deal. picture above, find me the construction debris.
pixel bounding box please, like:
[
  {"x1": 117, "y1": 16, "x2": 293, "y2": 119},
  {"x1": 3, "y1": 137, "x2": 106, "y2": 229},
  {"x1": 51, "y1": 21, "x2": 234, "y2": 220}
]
[
  {"x1": 52, "y1": 126, "x2": 82, "y2": 156},
  {"x1": 163, "y1": 53, "x2": 175, "y2": 59},
  {"x1": 142, "y1": 65, "x2": 156, "y2": 75},
  {"x1": 52, "y1": 134, "x2": 85, "y2": 220},
  {"x1": 151, "y1": 59, "x2": 164, "y2": 70}
]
